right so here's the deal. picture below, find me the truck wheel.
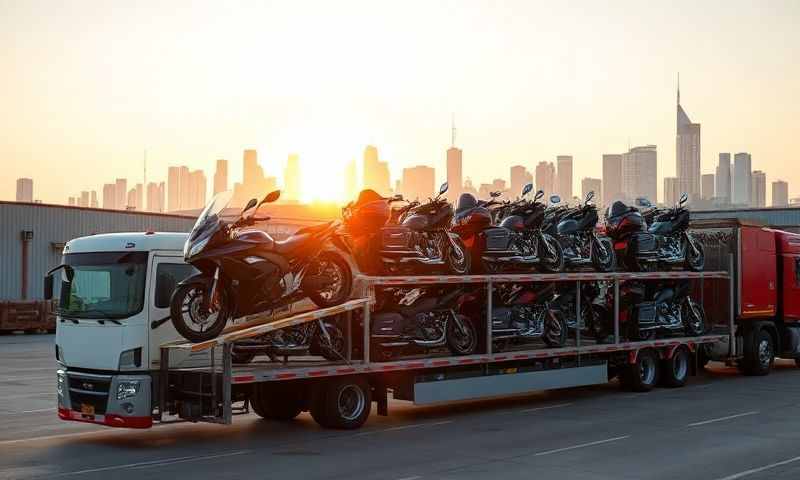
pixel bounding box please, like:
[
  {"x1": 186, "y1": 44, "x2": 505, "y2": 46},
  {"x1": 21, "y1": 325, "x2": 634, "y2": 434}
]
[
  {"x1": 310, "y1": 376, "x2": 371, "y2": 429},
  {"x1": 621, "y1": 349, "x2": 660, "y2": 392},
  {"x1": 660, "y1": 346, "x2": 689, "y2": 388},
  {"x1": 251, "y1": 384, "x2": 303, "y2": 421},
  {"x1": 739, "y1": 328, "x2": 774, "y2": 376}
]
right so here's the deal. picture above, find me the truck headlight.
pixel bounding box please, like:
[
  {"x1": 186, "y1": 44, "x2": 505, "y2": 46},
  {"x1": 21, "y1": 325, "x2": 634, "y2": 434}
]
[
  {"x1": 117, "y1": 380, "x2": 141, "y2": 400},
  {"x1": 118, "y1": 347, "x2": 142, "y2": 370},
  {"x1": 57, "y1": 371, "x2": 65, "y2": 397}
]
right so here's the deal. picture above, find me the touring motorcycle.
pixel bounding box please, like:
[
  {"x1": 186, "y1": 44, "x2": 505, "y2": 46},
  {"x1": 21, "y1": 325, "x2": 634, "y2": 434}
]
[
  {"x1": 340, "y1": 183, "x2": 470, "y2": 275},
  {"x1": 613, "y1": 280, "x2": 706, "y2": 341},
  {"x1": 229, "y1": 316, "x2": 347, "y2": 364},
  {"x1": 549, "y1": 281, "x2": 613, "y2": 342},
  {"x1": 605, "y1": 193, "x2": 704, "y2": 272},
  {"x1": 452, "y1": 184, "x2": 564, "y2": 273},
  {"x1": 543, "y1": 191, "x2": 615, "y2": 272},
  {"x1": 170, "y1": 190, "x2": 353, "y2": 342},
  {"x1": 370, "y1": 286, "x2": 478, "y2": 360}
]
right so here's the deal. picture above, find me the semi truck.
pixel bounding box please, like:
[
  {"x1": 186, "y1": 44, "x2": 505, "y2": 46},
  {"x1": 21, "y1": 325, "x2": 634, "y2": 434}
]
[{"x1": 48, "y1": 219, "x2": 800, "y2": 430}]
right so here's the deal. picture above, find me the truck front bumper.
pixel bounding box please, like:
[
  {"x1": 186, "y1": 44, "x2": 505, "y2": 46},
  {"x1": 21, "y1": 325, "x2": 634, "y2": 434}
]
[{"x1": 57, "y1": 369, "x2": 153, "y2": 429}]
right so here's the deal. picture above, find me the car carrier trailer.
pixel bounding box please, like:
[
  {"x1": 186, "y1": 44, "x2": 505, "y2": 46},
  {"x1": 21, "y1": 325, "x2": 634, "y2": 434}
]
[{"x1": 155, "y1": 269, "x2": 733, "y2": 430}]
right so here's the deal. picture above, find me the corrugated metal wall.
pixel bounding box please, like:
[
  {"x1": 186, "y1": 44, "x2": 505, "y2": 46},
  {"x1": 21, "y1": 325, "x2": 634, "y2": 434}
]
[
  {"x1": 693, "y1": 208, "x2": 800, "y2": 233},
  {"x1": 0, "y1": 203, "x2": 196, "y2": 300}
]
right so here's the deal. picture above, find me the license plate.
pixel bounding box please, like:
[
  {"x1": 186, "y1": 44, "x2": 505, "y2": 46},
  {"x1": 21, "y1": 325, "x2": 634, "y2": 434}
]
[{"x1": 80, "y1": 403, "x2": 95, "y2": 415}]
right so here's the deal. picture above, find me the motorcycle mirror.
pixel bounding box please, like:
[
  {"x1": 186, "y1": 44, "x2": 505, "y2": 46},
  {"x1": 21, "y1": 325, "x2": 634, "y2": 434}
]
[
  {"x1": 522, "y1": 183, "x2": 533, "y2": 196},
  {"x1": 439, "y1": 182, "x2": 449, "y2": 195},
  {"x1": 679, "y1": 192, "x2": 688, "y2": 205},
  {"x1": 549, "y1": 194, "x2": 561, "y2": 204},
  {"x1": 242, "y1": 198, "x2": 258, "y2": 214},
  {"x1": 534, "y1": 190, "x2": 544, "y2": 201},
  {"x1": 490, "y1": 191, "x2": 502, "y2": 198},
  {"x1": 585, "y1": 191, "x2": 595, "y2": 203},
  {"x1": 264, "y1": 190, "x2": 281, "y2": 203},
  {"x1": 391, "y1": 194, "x2": 404, "y2": 202}
]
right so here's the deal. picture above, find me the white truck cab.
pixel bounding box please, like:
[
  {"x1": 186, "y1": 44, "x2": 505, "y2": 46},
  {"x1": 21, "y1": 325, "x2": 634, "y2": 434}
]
[{"x1": 51, "y1": 232, "x2": 208, "y2": 428}]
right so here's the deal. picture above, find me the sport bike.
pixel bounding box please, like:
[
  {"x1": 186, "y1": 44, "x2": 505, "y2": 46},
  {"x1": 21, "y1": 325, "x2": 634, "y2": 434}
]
[{"x1": 170, "y1": 190, "x2": 353, "y2": 342}]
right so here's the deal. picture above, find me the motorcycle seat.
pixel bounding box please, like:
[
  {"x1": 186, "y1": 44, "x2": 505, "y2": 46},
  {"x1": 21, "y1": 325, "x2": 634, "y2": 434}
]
[{"x1": 273, "y1": 233, "x2": 311, "y2": 254}]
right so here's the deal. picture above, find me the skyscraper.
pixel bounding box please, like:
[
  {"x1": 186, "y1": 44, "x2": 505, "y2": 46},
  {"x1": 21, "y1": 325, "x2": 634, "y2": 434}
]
[
  {"x1": 363, "y1": 145, "x2": 391, "y2": 195},
  {"x1": 102, "y1": 183, "x2": 116, "y2": 209},
  {"x1": 701, "y1": 174, "x2": 715, "y2": 201},
  {"x1": 622, "y1": 145, "x2": 658, "y2": 204},
  {"x1": 676, "y1": 77, "x2": 701, "y2": 202},
  {"x1": 90, "y1": 190, "x2": 98, "y2": 208},
  {"x1": 233, "y1": 149, "x2": 276, "y2": 206},
  {"x1": 344, "y1": 159, "x2": 358, "y2": 201},
  {"x1": 535, "y1": 162, "x2": 556, "y2": 200},
  {"x1": 716, "y1": 153, "x2": 731, "y2": 204},
  {"x1": 751, "y1": 170, "x2": 766, "y2": 208},
  {"x1": 772, "y1": 180, "x2": 789, "y2": 207},
  {"x1": 283, "y1": 154, "x2": 301, "y2": 202},
  {"x1": 581, "y1": 178, "x2": 602, "y2": 206},
  {"x1": 189, "y1": 170, "x2": 206, "y2": 209},
  {"x1": 79, "y1": 191, "x2": 90, "y2": 208},
  {"x1": 556, "y1": 155, "x2": 573, "y2": 201},
  {"x1": 115, "y1": 178, "x2": 127, "y2": 210},
  {"x1": 446, "y1": 146, "x2": 463, "y2": 202},
  {"x1": 733, "y1": 152, "x2": 752, "y2": 205},
  {"x1": 15, "y1": 178, "x2": 33, "y2": 202},
  {"x1": 664, "y1": 177, "x2": 680, "y2": 206},
  {"x1": 146, "y1": 181, "x2": 165, "y2": 212},
  {"x1": 167, "y1": 166, "x2": 182, "y2": 211},
  {"x1": 510, "y1": 165, "x2": 533, "y2": 198},
  {"x1": 401, "y1": 165, "x2": 435, "y2": 201},
  {"x1": 602, "y1": 154, "x2": 623, "y2": 204},
  {"x1": 213, "y1": 159, "x2": 228, "y2": 195}
]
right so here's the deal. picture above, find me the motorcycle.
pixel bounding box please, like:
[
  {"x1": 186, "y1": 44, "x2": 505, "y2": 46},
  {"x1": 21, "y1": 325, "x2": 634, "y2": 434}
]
[
  {"x1": 371, "y1": 286, "x2": 478, "y2": 360},
  {"x1": 543, "y1": 191, "x2": 615, "y2": 272},
  {"x1": 489, "y1": 282, "x2": 567, "y2": 350},
  {"x1": 452, "y1": 183, "x2": 564, "y2": 273},
  {"x1": 170, "y1": 190, "x2": 353, "y2": 342},
  {"x1": 549, "y1": 281, "x2": 613, "y2": 342},
  {"x1": 229, "y1": 317, "x2": 347, "y2": 364},
  {"x1": 605, "y1": 192, "x2": 704, "y2": 272},
  {"x1": 340, "y1": 183, "x2": 470, "y2": 275},
  {"x1": 613, "y1": 280, "x2": 706, "y2": 341}
]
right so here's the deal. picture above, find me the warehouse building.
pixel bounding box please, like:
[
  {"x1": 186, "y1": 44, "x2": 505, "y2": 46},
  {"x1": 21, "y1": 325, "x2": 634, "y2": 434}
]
[
  {"x1": 1, "y1": 201, "x2": 319, "y2": 301},
  {"x1": 692, "y1": 207, "x2": 800, "y2": 233}
]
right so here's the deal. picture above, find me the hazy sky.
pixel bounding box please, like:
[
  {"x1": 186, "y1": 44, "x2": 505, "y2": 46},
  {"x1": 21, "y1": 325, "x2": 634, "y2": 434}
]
[{"x1": 2, "y1": 0, "x2": 798, "y2": 204}]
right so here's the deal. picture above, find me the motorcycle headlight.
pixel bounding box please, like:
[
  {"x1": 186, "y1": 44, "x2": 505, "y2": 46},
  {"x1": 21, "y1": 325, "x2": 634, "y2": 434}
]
[
  {"x1": 187, "y1": 237, "x2": 210, "y2": 258},
  {"x1": 116, "y1": 380, "x2": 141, "y2": 400}
]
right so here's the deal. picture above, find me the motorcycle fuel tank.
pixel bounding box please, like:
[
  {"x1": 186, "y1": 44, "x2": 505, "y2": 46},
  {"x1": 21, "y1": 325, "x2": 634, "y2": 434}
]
[
  {"x1": 499, "y1": 215, "x2": 525, "y2": 232},
  {"x1": 402, "y1": 214, "x2": 429, "y2": 231}
]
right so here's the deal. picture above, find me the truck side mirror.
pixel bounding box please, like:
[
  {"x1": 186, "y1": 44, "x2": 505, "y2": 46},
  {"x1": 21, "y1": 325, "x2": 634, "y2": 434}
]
[{"x1": 44, "y1": 275, "x2": 54, "y2": 300}]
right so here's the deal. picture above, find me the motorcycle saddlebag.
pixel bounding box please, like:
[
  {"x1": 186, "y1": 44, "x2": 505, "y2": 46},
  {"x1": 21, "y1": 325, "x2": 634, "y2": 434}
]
[
  {"x1": 372, "y1": 312, "x2": 404, "y2": 336},
  {"x1": 635, "y1": 301, "x2": 658, "y2": 328},
  {"x1": 380, "y1": 226, "x2": 412, "y2": 250},
  {"x1": 483, "y1": 227, "x2": 511, "y2": 251},
  {"x1": 628, "y1": 232, "x2": 657, "y2": 255}
]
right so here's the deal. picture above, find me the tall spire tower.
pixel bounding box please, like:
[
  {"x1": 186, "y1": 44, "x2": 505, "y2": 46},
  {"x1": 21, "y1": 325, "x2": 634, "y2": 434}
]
[
  {"x1": 451, "y1": 113, "x2": 456, "y2": 148},
  {"x1": 446, "y1": 114, "x2": 462, "y2": 202},
  {"x1": 676, "y1": 73, "x2": 701, "y2": 203},
  {"x1": 677, "y1": 72, "x2": 680, "y2": 105}
]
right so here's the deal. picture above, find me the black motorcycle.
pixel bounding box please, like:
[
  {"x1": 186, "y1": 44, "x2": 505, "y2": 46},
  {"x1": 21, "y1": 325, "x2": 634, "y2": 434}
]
[
  {"x1": 549, "y1": 281, "x2": 613, "y2": 342},
  {"x1": 543, "y1": 191, "x2": 615, "y2": 272},
  {"x1": 341, "y1": 183, "x2": 469, "y2": 275},
  {"x1": 229, "y1": 316, "x2": 347, "y2": 364},
  {"x1": 612, "y1": 280, "x2": 706, "y2": 341},
  {"x1": 452, "y1": 184, "x2": 564, "y2": 273},
  {"x1": 170, "y1": 190, "x2": 353, "y2": 342},
  {"x1": 488, "y1": 282, "x2": 567, "y2": 350},
  {"x1": 605, "y1": 193, "x2": 704, "y2": 272},
  {"x1": 371, "y1": 287, "x2": 478, "y2": 360}
]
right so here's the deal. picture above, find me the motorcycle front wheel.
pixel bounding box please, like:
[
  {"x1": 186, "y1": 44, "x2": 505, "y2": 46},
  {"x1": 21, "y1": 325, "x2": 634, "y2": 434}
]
[
  {"x1": 539, "y1": 234, "x2": 565, "y2": 273},
  {"x1": 684, "y1": 239, "x2": 705, "y2": 272},
  {"x1": 682, "y1": 298, "x2": 706, "y2": 336},
  {"x1": 312, "y1": 322, "x2": 347, "y2": 361},
  {"x1": 543, "y1": 310, "x2": 568, "y2": 347},
  {"x1": 447, "y1": 237, "x2": 471, "y2": 274},
  {"x1": 591, "y1": 237, "x2": 616, "y2": 272},
  {"x1": 447, "y1": 315, "x2": 478, "y2": 355},
  {"x1": 170, "y1": 283, "x2": 230, "y2": 343},
  {"x1": 307, "y1": 251, "x2": 353, "y2": 308}
]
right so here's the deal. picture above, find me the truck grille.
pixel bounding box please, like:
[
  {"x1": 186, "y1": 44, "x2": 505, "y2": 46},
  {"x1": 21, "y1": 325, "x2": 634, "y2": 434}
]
[{"x1": 68, "y1": 374, "x2": 110, "y2": 415}]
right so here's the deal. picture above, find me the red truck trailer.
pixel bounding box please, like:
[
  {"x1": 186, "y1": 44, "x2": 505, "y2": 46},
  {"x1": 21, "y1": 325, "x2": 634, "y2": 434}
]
[{"x1": 694, "y1": 219, "x2": 800, "y2": 375}]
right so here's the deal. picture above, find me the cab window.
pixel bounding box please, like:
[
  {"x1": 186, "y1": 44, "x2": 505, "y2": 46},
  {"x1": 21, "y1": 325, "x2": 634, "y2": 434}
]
[{"x1": 154, "y1": 263, "x2": 197, "y2": 308}]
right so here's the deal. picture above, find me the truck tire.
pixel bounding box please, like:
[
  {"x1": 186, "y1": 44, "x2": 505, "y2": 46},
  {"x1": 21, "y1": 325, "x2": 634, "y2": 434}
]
[
  {"x1": 621, "y1": 348, "x2": 660, "y2": 392},
  {"x1": 738, "y1": 328, "x2": 774, "y2": 376},
  {"x1": 310, "y1": 376, "x2": 371, "y2": 429},
  {"x1": 660, "y1": 346, "x2": 689, "y2": 388},
  {"x1": 251, "y1": 384, "x2": 303, "y2": 421}
]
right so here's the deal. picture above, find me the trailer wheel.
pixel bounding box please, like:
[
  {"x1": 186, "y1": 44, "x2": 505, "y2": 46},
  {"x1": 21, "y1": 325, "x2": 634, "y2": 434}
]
[
  {"x1": 739, "y1": 328, "x2": 774, "y2": 376},
  {"x1": 621, "y1": 349, "x2": 660, "y2": 392},
  {"x1": 660, "y1": 346, "x2": 689, "y2": 388},
  {"x1": 251, "y1": 384, "x2": 303, "y2": 421},
  {"x1": 310, "y1": 376, "x2": 371, "y2": 429}
]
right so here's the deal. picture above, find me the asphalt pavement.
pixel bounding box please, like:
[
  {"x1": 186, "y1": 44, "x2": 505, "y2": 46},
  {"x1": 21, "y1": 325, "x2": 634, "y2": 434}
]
[{"x1": 2, "y1": 333, "x2": 800, "y2": 480}]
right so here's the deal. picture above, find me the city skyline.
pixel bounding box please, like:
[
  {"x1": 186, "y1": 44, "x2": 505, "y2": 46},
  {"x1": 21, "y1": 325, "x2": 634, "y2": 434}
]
[{"x1": 2, "y1": 1, "x2": 799, "y2": 206}]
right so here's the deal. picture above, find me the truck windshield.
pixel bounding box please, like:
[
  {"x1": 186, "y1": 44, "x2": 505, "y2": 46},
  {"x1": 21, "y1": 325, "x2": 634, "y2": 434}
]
[{"x1": 57, "y1": 251, "x2": 148, "y2": 319}]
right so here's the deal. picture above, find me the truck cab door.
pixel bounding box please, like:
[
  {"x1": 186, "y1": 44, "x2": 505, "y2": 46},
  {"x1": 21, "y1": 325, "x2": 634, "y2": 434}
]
[{"x1": 147, "y1": 255, "x2": 210, "y2": 369}]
